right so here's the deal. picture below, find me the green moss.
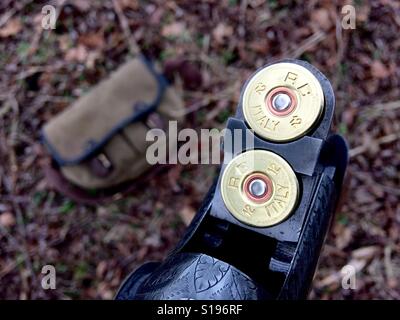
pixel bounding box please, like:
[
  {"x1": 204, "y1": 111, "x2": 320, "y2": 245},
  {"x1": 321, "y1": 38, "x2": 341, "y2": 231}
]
[
  {"x1": 217, "y1": 108, "x2": 232, "y2": 123},
  {"x1": 17, "y1": 41, "x2": 30, "y2": 60},
  {"x1": 336, "y1": 213, "x2": 349, "y2": 226},
  {"x1": 59, "y1": 200, "x2": 75, "y2": 214},
  {"x1": 222, "y1": 50, "x2": 236, "y2": 65},
  {"x1": 74, "y1": 261, "x2": 90, "y2": 281},
  {"x1": 338, "y1": 122, "x2": 348, "y2": 136}
]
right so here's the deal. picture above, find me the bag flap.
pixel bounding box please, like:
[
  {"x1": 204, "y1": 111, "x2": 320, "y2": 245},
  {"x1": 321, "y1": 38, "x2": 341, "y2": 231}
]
[{"x1": 42, "y1": 56, "x2": 168, "y2": 166}]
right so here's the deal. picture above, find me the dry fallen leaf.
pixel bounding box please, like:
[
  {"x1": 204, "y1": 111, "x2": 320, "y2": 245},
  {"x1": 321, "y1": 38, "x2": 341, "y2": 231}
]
[
  {"x1": 364, "y1": 78, "x2": 379, "y2": 95},
  {"x1": 70, "y1": 0, "x2": 91, "y2": 12},
  {"x1": 79, "y1": 32, "x2": 105, "y2": 49},
  {"x1": 249, "y1": 39, "x2": 270, "y2": 54},
  {"x1": 65, "y1": 45, "x2": 89, "y2": 62},
  {"x1": 179, "y1": 205, "x2": 196, "y2": 226},
  {"x1": 143, "y1": 233, "x2": 161, "y2": 248},
  {"x1": 104, "y1": 224, "x2": 135, "y2": 243},
  {"x1": 354, "y1": 186, "x2": 374, "y2": 205},
  {"x1": 0, "y1": 18, "x2": 22, "y2": 38},
  {"x1": 334, "y1": 225, "x2": 353, "y2": 250},
  {"x1": 346, "y1": 258, "x2": 367, "y2": 273},
  {"x1": 119, "y1": 0, "x2": 139, "y2": 10},
  {"x1": 351, "y1": 245, "x2": 380, "y2": 260},
  {"x1": 96, "y1": 261, "x2": 108, "y2": 278},
  {"x1": 371, "y1": 60, "x2": 391, "y2": 79},
  {"x1": 311, "y1": 8, "x2": 332, "y2": 31},
  {"x1": 0, "y1": 212, "x2": 16, "y2": 228},
  {"x1": 162, "y1": 22, "x2": 185, "y2": 37},
  {"x1": 86, "y1": 51, "x2": 101, "y2": 69},
  {"x1": 97, "y1": 282, "x2": 114, "y2": 300},
  {"x1": 213, "y1": 23, "x2": 233, "y2": 44}
]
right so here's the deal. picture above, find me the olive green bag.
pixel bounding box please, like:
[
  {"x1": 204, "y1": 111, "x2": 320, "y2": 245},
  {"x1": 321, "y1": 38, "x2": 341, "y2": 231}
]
[{"x1": 42, "y1": 56, "x2": 184, "y2": 198}]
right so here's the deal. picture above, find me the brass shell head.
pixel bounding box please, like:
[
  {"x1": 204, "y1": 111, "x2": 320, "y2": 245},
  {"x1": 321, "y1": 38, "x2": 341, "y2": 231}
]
[
  {"x1": 221, "y1": 150, "x2": 299, "y2": 227},
  {"x1": 242, "y1": 62, "x2": 324, "y2": 142}
]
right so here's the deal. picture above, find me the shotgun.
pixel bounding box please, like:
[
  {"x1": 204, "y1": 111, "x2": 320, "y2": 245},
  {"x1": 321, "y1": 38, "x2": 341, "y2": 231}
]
[{"x1": 116, "y1": 59, "x2": 348, "y2": 300}]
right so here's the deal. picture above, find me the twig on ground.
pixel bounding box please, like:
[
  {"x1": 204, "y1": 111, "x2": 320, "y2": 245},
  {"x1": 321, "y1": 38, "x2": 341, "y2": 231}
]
[
  {"x1": 112, "y1": 0, "x2": 140, "y2": 56},
  {"x1": 5, "y1": 94, "x2": 19, "y2": 191},
  {"x1": 280, "y1": 30, "x2": 326, "y2": 59},
  {"x1": 384, "y1": 246, "x2": 396, "y2": 288},
  {"x1": 238, "y1": 0, "x2": 248, "y2": 38},
  {"x1": 360, "y1": 100, "x2": 400, "y2": 118},
  {"x1": 14, "y1": 203, "x2": 38, "y2": 297},
  {"x1": 332, "y1": 14, "x2": 349, "y2": 93},
  {"x1": 177, "y1": 89, "x2": 235, "y2": 117},
  {"x1": 0, "y1": 98, "x2": 12, "y2": 118},
  {"x1": 349, "y1": 133, "x2": 399, "y2": 158},
  {"x1": 0, "y1": 8, "x2": 17, "y2": 28}
]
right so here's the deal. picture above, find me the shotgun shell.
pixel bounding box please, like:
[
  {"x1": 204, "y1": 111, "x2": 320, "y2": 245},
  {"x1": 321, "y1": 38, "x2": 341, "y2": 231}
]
[
  {"x1": 221, "y1": 150, "x2": 299, "y2": 227},
  {"x1": 242, "y1": 62, "x2": 324, "y2": 142}
]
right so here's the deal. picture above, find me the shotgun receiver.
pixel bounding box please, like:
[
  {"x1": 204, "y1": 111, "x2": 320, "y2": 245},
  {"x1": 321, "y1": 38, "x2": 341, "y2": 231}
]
[{"x1": 116, "y1": 59, "x2": 348, "y2": 300}]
